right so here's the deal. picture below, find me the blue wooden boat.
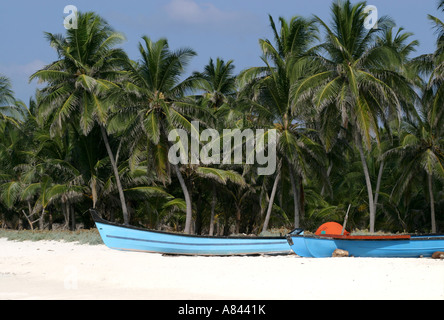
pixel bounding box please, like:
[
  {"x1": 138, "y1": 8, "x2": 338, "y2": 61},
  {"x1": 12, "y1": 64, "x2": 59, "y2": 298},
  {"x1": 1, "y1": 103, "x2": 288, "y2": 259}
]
[
  {"x1": 91, "y1": 209, "x2": 292, "y2": 256},
  {"x1": 287, "y1": 229, "x2": 444, "y2": 258}
]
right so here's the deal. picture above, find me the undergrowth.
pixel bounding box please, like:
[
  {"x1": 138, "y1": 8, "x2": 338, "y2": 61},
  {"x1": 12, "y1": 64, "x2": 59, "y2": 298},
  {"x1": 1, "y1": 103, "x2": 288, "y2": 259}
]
[{"x1": 0, "y1": 229, "x2": 103, "y2": 245}]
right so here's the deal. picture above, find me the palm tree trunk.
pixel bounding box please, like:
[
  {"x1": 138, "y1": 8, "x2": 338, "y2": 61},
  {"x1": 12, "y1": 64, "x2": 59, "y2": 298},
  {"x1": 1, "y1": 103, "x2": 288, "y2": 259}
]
[
  {"x1": 299, "y1": 178, "x2": 305, "y2": 220},
  {"x1": 91, "y1": 177, "x2": 98, "y2": 209},
  {"x1": 373, "y1": 160, "x2": 384, "y2": 214},
  {"x1": 262, "y1": 171, "x2": 281, "y2": 233},
  {"x1": 235, "y1": 205, "x2": 242, "y2": 234},
  {"x1": 173, "y1": 164, "x2": 193, "y2": 234},
  {"x1": 48, "y1": 210, "x2": 53, "y2": 230},
  {"x1": 69, "y1": 202, "x2": 76, "y2": 231},
  {"x1": 100, "y1": 125, "x2": 129, "y2": 225},
  {"x1": 39, "y1": 208, "x2": 46, "y2": 230},
  {"x1": 357, "y1": 136, "x2": 376, "y2": 233},
  {"x1": 209, "y1": 185, "x2": 217, "y2": 236},
  {"x1": 321, "y1": 162, "x2": 333, "y2": 197},
  {"x1": 289, "y1": 166, "x2": 301, "y2": 228},
  {"x1": 195, "y1": 191, "x2": 202, "y2": 235},
  {"x1": 428, "y1": 173, "x2": 437, "y2": 234},
  {"x1": 62, "y1": 197, "x2": 69, "y2": 229},
  {"x1": 27, "y1": 201, "x2": 35, "y2": 231}
]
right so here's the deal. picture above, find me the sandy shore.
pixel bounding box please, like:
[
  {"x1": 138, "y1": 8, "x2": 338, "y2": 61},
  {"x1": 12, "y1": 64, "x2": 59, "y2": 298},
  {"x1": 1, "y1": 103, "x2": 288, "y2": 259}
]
[{"x1": 0, "y1": 238, "x2": 443, "y2": 300}]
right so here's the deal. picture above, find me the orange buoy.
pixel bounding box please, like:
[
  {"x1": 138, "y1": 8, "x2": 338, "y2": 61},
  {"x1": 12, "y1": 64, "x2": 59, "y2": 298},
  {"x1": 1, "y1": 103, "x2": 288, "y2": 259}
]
[{"x1": 315, "y1": 222, "x2": 350, "y2": 236}]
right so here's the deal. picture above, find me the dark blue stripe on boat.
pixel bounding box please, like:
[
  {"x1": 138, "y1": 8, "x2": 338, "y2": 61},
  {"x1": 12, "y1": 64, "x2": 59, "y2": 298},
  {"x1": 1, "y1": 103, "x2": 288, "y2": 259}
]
[
  {"x1": 106, "y1": 234, "x2": 288, "y2": 247},
  {"x1": 90, "y1": 209, "x2": 293, "y2": 255}
]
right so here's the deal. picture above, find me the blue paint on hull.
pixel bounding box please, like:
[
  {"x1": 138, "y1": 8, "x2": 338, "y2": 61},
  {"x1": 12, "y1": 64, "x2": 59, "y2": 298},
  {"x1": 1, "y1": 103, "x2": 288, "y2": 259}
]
[
  {"x1": 287, "y1": 232, "x2": 444, "y2": 258},
  {"x1": 91, "y1": 210, "x2": 292, "y2": 256}
]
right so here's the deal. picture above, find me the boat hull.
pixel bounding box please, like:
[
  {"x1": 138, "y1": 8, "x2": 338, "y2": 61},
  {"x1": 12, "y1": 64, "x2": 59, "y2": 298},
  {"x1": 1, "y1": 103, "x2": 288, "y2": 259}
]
[
  {"x1": 91, "y1": 210, "x2": 292, "y2": 256},
  {"x1": 287, "y1": 232, "x2": 444, "y2": 258}
]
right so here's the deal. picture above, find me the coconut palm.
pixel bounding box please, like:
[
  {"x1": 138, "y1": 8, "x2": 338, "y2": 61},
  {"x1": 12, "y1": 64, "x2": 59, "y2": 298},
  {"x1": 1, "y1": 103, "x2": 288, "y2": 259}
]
[
  {"x1": 0, "y1": 75, "x2": 26, "y2": 126},
  {"x1": 15, "y1": 109, "x2": 85, "y2": 230},
  {"x1": 293, "y1": 0, "x2": 415, "y2": 232},
  {"x1": 370, "y1": 27, "x2": 420, "y2": 218},
  {"x1": 0, "y1": 94, "x2": 35, "y2": 228},
  {"x1": 239, "y1": 14, "x2": 326, "y2": 231},
  {"x1": 193, "y1": 58, "x2": 237, "y2": 110},
  {"x1": 30, "y1": 12, "x2": 131, "y2": 224},
  {"x1": 119, "y1": 36, "x2": 200, "y2": 233},
  {"x1": 0, "y1": 122, "x2": 84, "y2": 230},
  {"x1": 423, "y1": 2, "x2": 444, "y2": 132},
  {"x1": 388, "y1": 96, "x2": 444, "y2": 233},
  {"x1": 386, "y1": 0, "x2": 444, "y2": 233},
  {"x1": 0, "y1": 122, "x2": 24, "y2": 217},
  {"x1": 121, "y1": 41, "x2": 248, "y2": 234},
  {"x1": 191, "y1": 57, "x2": 246, "y2": 234},
  {"x1": 0, "y1": 76, "x2": 15, "y2": 106}
]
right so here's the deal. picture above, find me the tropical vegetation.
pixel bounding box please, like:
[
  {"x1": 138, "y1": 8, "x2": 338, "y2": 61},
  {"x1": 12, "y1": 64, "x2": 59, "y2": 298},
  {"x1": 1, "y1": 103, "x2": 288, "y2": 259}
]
[{"x1": 1, "y1": 0, "x2": 443, "y2": 235}]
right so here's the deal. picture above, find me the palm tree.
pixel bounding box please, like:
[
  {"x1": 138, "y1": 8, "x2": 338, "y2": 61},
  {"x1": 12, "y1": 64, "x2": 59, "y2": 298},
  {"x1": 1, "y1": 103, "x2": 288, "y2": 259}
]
[
  {"x1": 387, "y1": 0, "x2": 444, "y2": 233},
  {"x1": 370, "y1": 27, "x2": 420, "y2": 218},
  {"x1": 0, "y1": 94, "x2": 35, "y2": 228},
  {"x1": 121, "y1": 36, "x2": 200, "y2": 234},
  {"x1": 294, "y1": 0, "x2": 414, "y2": 232},
  {"x1": 0, "y1": 122, "x2": 24, "y2": 219},
  {"x1": 13, "y1": 103, "x2": 85, "y2": 230},
  {"x1": 20, "y1": 175, "x2": 83, "y2": 230},
  {"x1": 388, "y1": 96, "x2": 444, "y2": 233},
  {"x1": 0, "y1": 76, "x2": 15, "y2": 105},
  {"x1": 30, "y1": 12, "x2": 132, "y2": 224},
  {"x1": 239, "y1": 14, "x2": 325, "y2": 231},
  {"x1": 0, "y1": 75, "x2": 26, "y2": 126},
  {"x1": 121, "y1": 43, "x2": 247, "y2": 234},
  {"x1": 424, "y1": 1, "x2": 444, "y2": 134},
  {"x1": 193, "y1": 58, "x2": 237, "y2": 110},
  {"x1": 192, "y1": 57, "x2": 242, "y2": 234}
]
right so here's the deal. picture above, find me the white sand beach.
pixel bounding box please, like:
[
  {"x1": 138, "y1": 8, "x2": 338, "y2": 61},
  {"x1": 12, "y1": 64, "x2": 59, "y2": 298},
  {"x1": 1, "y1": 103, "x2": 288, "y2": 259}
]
[{"x1": 0, "y1": 237, "x2": 443, "y2": 300}]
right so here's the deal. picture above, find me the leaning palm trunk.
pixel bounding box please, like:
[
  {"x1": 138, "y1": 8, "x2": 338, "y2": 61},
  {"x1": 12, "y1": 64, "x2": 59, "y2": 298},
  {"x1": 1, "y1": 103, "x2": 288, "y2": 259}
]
[
  {"x1": 100, "y1": 125, "x2": 129, "y2": 225},
  {"x1": 61, "y1": 197, "x2": 69, "y2": 229},
  {"x1": 373, "y1": 160, "x2": 384, "y2": 215},
  {"x1": 39, "y1": 208, "x2": 46, "y2": 230},
  {"x1": 357, "y1": 137, "x2": 376, "y2": 233},
  {"x1": 91, "y1": 177, "x2": 98, "y2": 209},
  {"x1": 289, "y1": 166, "x2": 301, "y2": 228},
  {"x1": 22, "y1": 201, "x2": 37, "y2": 231},
  {"x1": 321, "y1": 162, "x2": 333, "y2": 197},
  {"x1": 262, "y1": 171, "x2": 281, "y2": 233},
  {"x1": 428, "y1": 173, "x2": 437, "y2": 234},
  {"x1": 209, "y1": 185, "x2": 217, "y2": 236},
  {"x1": 69, "y1": 202, "x2": 76, "y2": 231},
  {"x1": 173, "y1": 164, "x2": 193, "y2": 234}
]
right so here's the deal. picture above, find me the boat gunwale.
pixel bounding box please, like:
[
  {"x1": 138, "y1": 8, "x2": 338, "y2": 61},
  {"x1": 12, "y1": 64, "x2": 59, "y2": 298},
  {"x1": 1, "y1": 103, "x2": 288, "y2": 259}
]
[
  {"x1": 288, "y1": 233, "x2": 444, "y2": 242},
  {"x1": 91, "y1": 209, "x2": 287, "y2": 240}
]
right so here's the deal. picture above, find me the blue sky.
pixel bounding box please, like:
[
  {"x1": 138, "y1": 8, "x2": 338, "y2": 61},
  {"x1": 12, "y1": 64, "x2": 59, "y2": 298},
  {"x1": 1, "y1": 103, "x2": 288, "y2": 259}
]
[{"x1": 0, "y1": 0, "x2": 441, "y2": 103}]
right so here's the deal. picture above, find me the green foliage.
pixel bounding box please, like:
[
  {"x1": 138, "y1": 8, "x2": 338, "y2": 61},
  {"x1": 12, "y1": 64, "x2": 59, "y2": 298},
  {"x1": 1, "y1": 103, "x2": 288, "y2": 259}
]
[
  {"x1": 0, "y1": 229, "x2": 102, "y2": 245},
  {"x1": 1, "y1": 1, "x2": 444, "y2": 236}
]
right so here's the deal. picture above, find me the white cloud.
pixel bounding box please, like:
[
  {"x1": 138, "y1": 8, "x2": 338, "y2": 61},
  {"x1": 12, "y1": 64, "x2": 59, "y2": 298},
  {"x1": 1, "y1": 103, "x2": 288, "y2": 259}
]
[
  {"x1": 0, "y1": 59, "x2": 47, "y2": 102},
  {"x1": 108, "y1": 0, "x2": 261, "y2": 38},
  {"x1": 164, "y1": 0, "x2": 240, "y2": 25},
  {"x1": 0, "y1": 59, "x2": 46, "y2": 78}
]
